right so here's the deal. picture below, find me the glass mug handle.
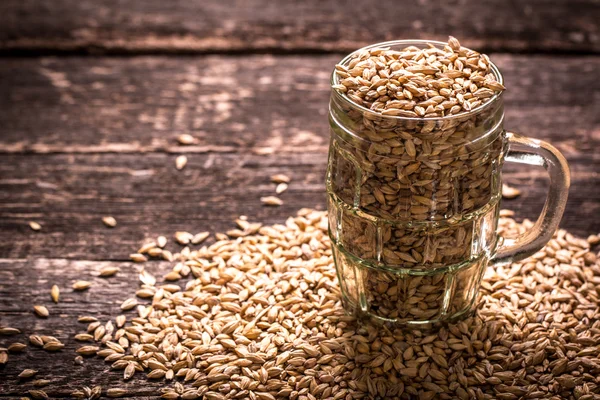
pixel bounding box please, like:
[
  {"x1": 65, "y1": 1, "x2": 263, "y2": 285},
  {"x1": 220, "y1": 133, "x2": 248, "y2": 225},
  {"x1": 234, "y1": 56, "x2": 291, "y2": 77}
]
[{"x1": 492, "y1": 132, "x2": 570, "y2": 266}]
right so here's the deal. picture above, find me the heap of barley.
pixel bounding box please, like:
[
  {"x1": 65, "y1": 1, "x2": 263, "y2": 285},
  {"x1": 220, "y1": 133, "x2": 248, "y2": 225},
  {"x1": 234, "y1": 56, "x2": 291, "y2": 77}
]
[{"x1": 62, "y1": 208, "x2": 600, "y2": 400}]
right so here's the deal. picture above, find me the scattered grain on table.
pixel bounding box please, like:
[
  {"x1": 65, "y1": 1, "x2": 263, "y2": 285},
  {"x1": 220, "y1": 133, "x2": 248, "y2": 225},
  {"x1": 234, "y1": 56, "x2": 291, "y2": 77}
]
[
  {"x1": 188, "y1": 232, "x2": 208, "y2": 245},
  {"x1": 99, "y1": 266, "x2": 119, "y2": 277},
  {"x1": 50, "y1": 285, "x2": 59, "y2": 303},
  {"x1": 73, "y1": 280, "x2": 92, "y2": 291},
  {"x1": 174, "y1": 231, "x2": 193, "y2": 245},
  {"x1": 8, "y1": 343, "x2": 27, "y2": 352},
  {"x1": 33, "y1": 305, "x2": 49, "y2": 318},
  {"x1": 29, "y1": 221, "x2": 41, "y2": 231},
  {"x1": 502, "y1": 183, "x2": 521, "y2": 199},
  {"x1": 59, "y1": 208, "x2": 600, "y2": 399},
  {"x1": 129, "y1": 253, "x2": 147, "y2": 263},
  {"x1": 74, "y1": 333, "x2": 94, "y2": 342},
  {"x1": 177, "y1": 134, "x2": 196, "y2": 145},
  {"x1": 275, "y1": 182, "x2": 288, "y2": 194},
  {"x1": 157, "y1": 235, "x2": 168, "y2": 248},
  {"x1": 270, "y1": 174, "x2": 290, "y2": 183},
  {"x1": 107, "y1": 388, "x2": 128, "y2": 398},
  {"x1": 102, "y1": 216, "x2": 117, "y2": 228},
  {"x1": 18, "y1": 369, "x2": 38, "y2": 379},
  {"x1": 0, "y1": 327, "x2": 20, "y2": 337},
  {"x1": 28, "y1": 390, "x2": 48, "y2": 400},
  {"x1": 175, "y1": 155, "x2": 188, "y2": 170},
  {"x1": 261, "y1": 196, "x2": 283, "y2": 206}
]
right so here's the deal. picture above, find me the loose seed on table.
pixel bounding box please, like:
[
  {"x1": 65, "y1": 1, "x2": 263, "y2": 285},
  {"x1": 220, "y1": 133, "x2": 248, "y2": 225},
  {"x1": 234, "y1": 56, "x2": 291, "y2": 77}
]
[
  {"x1": 502, "y1": 184, "x2": 521, "y2": 199},
  {"x1": 99, "y1": 266, "x2": 119, "y2": 277},
  {"x1": 175, "y1": 155, "x2": 188, "y2": 170},
  {"x1": 0, "y1": 327, "x2": 20, "y2": 335},
  {"x1": 270, "y1": 174, "x2": 290, "y2": 183},
  {"x1": 28, "y1": 390, "x2": 48, "y2": 400},
  {"x1": 129, "y1": 253, "x2": 147, "y2": 263},
  {"x1": 33, "y1": 305, "x2": 49, "y2": 318},
  {"x1": 8, "y1": 343, "x2": 27, "y2": 352},
  {"x1": 157, "y1": 235, "x2": 167, "y2": 248},
  {"x1": 191, "y1": 231, "x2": 210, "y2": 244},
  {"x1": 261, "y1": 196, "x2": 283, "y2": 206},
  {"x1": 50, "y1": 285, "x2": 59, "y2": 303},
  {"x1": 177, "y1": 134, "x2": 196, "y2": 145},
  {"x1": 29, "y1": 221, "x2": 42, "y2": 231},
  {"x1": 275, "y1": 182, "x2": 288, "y2": 194},
  {"x1": 18, "y1": 369, "x2": 38, "y2": 379},
  {"x1": 72, "y1": 281, "x2": 92, "y2": 291},
  {"x1": 61, "y1": 208, "x2": 600, "y2": 399},
  {"x1": 102, "y1": 216, "x2": 117, "y2": 228}
]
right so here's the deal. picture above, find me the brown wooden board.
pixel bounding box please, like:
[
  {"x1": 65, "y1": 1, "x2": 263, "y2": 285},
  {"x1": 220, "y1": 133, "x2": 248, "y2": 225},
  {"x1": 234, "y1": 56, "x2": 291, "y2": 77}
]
[
  {"x1": 0, "y1": 258, "x2": 180, "y2": 398},
  {"x1": 0, "y1": 0, "x2": 598, "y2": 54},
  {"x1": 0, "y1": 55, "x2": 598, "y2": 156},
  {"x1": 0, "y1": 152, "x2": 598, "y2": 261}
]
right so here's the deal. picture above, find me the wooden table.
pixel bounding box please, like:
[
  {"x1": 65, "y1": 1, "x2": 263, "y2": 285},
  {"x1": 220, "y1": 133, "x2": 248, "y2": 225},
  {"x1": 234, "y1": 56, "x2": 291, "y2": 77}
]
[{"x1": 0, "y1": 1, "x2": 598, "y2": 397}]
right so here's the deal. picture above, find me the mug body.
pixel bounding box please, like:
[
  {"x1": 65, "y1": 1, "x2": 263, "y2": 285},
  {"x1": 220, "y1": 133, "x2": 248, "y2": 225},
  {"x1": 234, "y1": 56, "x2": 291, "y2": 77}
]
[{"x1": 327, "y1": 40, "x2": 507, "y2": 327}]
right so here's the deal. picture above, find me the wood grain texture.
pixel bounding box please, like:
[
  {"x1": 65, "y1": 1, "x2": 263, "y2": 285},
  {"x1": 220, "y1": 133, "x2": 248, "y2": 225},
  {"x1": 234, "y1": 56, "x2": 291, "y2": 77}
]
[
  {"x1": 0, "y1": 55, "x2": 598, "y2": 156},
  {"x1": 0, "y1": 0, "x2": 598, "y2": 54},
  {"x1": 0, "y1": 152, "x2": 598, "y2": 261},
  {"x1": 0, "y1": 258, "x2": 180, "y2": 397}
]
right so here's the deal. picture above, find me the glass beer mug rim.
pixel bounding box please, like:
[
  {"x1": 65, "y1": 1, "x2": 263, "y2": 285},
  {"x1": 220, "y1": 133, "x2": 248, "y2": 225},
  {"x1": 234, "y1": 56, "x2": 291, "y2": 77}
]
[
  {"x1": 331, "y1": 39, "x2": 504, "y2": 122},
  {"x1": 330, "y1": 40, "x2": 506, "y2": 157}
]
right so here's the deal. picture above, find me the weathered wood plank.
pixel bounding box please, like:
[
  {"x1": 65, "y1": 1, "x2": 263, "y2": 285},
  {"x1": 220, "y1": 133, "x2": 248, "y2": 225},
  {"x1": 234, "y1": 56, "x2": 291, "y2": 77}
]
[
  {"x1": 0, "y1": 259, "x2": 177, "y2": 397},
  {"x1": 0, "y1": 55, "x2": 598, "y2": 158},
  {"x1": 0, "y1": 0, "x2": 598, "y2": 54},
  {"x1": 0, "y1": 152, "x2": 597, "y2": 261}
]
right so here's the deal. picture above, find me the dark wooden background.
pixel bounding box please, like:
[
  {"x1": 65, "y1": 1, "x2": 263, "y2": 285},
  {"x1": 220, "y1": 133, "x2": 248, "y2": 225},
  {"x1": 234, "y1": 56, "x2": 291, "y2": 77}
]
[{"x1": 0, "y1": 0, "x2": 599, "y2": 398}]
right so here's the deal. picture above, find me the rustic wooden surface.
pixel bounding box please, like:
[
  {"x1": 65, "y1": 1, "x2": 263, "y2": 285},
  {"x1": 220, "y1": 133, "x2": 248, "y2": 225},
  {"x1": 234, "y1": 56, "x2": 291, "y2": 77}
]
[
  {"x1": 0, "y1": 0, "x2": 599, "y2": 398},
  {"x1": 0, "y1": 0, "x2": 599, "y2": 54}
]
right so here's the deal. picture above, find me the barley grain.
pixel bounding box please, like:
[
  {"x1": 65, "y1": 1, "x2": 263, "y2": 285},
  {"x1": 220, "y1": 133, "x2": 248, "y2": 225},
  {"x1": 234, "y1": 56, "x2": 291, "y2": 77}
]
[
  {"x1": 28, "y1": 390, "x2": 48, "y2": 400},
  {"x1": 502, "y1": 184, "x2": 521, "y2": 199},
  {"x1": 77, "y1": 346, "x2": 99, "y2": 356},
  {"x1": 50, "y1": 285, "x2": 59, "y2": 303},
  {"x1": 275, "y1": 183, "x2": 288, "y2": 194},
  {"x1": 107, "y1": 388, "x2": 128, "y2": 397},
  {"x1": 8, "y1": 343, "x2": 26, "y2": 352},
  {"x1": 29, "y1": 221, "x2": 41, "y2": 231},
  {"x1": 0, "y1": 327, "x2": 20, "y2": 335},
  {"x1": 261, "y1": 196, "x2": 283, "y2": 206},
  {"x1": 157, "y1": 236, "x2": 168, "y2": 248},
  {"x1": 175, "y1": 155, "x2": 188, "y2": 170},
  {"x1": 102, "y1": 216, "x2": 117, "y2": 228},
  {"x1": 73, "y1": 281, "x2": 92, "y2": 291},
  {"x1": 191, "y1": 232, "x2": 210, "y2": 244},
  {"x1": 129, "y1": 253, "x2": 147, "y2": 263},
  {"x1": 99, "y1": 266, "x2": 120, "y2": 277},
  {"x1": 177, "y1": 134, "x2": 196, "y2": 145},
  {"x1": 33, "y1": 305, "x2": 49, "y2": 318},
  {"x1": 19, "y1": 369, "x2": 38, "y2": 379}
]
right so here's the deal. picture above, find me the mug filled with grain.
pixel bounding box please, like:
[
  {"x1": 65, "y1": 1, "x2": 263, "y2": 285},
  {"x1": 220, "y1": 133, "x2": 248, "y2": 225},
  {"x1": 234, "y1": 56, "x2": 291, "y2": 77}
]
[{"x1": 327, "y1": 37, "x2": 570, "y2": 328}]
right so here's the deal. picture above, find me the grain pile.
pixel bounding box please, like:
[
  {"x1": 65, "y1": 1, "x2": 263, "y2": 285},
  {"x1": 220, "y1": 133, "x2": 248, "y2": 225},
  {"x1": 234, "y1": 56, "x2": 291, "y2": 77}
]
[{"x1": 54, "y1": 208, "x2": 600, "y2": 399}]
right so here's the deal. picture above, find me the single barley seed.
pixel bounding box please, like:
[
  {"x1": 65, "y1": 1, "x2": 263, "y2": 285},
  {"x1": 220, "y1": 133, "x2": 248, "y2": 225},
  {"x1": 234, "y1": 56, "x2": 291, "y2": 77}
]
[{"x1": 102, "y1": 216, "x2": 117, "y2": 227}]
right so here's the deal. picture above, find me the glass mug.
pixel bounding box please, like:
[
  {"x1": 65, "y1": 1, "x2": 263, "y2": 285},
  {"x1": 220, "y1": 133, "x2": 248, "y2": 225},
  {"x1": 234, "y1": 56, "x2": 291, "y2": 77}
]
[{"x1": 326, "y1": 40, "x2": 570, "y2": 328}]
